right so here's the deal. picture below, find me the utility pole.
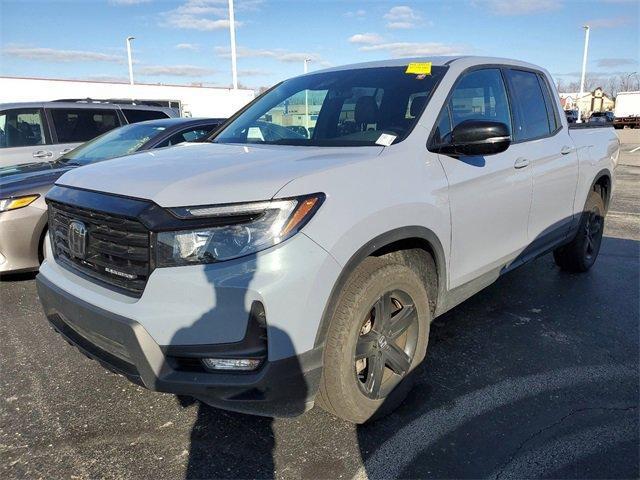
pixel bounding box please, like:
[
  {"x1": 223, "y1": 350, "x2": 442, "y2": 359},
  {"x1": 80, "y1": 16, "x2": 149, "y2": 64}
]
[
  {"x1": 577, "y1": 25, "x2": 590, "y2": 123},
  {"x1": 126, "y1": 36, "x2": 135, "y2": 86},
  {"x1": 228, "y1": 0, "x2": 238, "y2": 89},
  {"x1": 304, "y1": 58, "x2": 311, "y2": 133}
]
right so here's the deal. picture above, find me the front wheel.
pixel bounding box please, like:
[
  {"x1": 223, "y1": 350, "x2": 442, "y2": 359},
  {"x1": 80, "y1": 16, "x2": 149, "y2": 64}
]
[
  {"x1": 553, "y1": 190, "x2": 605, "y2": 273},
  {"x1": 317, "y1": 257, "x2": 430, "y2": 423}
]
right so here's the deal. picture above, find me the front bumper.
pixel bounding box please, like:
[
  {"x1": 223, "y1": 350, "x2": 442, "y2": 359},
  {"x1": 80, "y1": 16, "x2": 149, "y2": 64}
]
[{"x1": 37, "y1": 274, "x2": 323, "y2": 417}]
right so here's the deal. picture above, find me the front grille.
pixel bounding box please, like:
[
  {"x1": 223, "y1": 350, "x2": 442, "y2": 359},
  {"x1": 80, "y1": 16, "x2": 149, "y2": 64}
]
[{"x1": 49, "y1": 200, "x2": 150, "y2": 296}]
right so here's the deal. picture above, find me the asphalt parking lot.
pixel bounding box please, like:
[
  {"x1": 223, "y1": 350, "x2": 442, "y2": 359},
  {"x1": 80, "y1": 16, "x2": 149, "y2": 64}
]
[{"x1": 1, "y1": 131, "x2": 639, "y2": 480}]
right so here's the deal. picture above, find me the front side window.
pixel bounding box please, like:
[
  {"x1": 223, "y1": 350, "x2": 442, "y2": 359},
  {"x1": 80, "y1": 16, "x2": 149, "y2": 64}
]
[
  {"x1": 0, "y1": 109, "x2": 46, "y2": 148},
  {"x1": 505, "y1": 69, "x2": 551, "y2": 141},
  {"x1": 448, "y1": 68, "x2": 512, "y2": 133},
  {"x1": 50, "y1": 108, "x2": 120, "y2": 143},
  {"x1": 214, "y1": 66, "x2": 448, "y2": 147},
  {"x1": 156, "y1": 125, "x2": 218, "y2": 148}
]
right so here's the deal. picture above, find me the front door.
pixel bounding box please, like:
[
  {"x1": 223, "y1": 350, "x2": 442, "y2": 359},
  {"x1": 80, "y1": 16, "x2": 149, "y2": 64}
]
[{"x1": 432, "y1": 68, "x2": 533, "y2": 288}]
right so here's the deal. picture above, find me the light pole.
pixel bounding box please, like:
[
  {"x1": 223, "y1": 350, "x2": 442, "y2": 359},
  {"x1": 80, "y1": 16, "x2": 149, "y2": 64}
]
[
  {"x1": 577, "y1": 25, "x2": 590, "y2": 123},
  {"x1": 228, "y1": 0, "x2": 238, "y2": 89},
  {"x1": 624, "y1": 72, "x2": 638, "y2": 91},
  {"x1": 304, "y1": 58, "x2": 311, "y2": 133},
  {"x1": 126, "y1": 36, "x2": 135, "y2": 86}
]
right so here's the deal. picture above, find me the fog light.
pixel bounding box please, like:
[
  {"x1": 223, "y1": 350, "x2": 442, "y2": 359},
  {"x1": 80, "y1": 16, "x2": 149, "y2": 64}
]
[{"x1": 202, "y1": 358, "x2": 262, "y2": 371}]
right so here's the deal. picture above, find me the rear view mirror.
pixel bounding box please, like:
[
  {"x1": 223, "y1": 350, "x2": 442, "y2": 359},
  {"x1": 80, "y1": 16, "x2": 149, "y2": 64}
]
[{"x1": 439, "y1": 120, "x2": 511, "y2": 156}]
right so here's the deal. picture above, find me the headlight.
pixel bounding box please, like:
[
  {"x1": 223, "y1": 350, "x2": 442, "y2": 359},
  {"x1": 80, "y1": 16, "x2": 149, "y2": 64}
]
[
  {"x1": 0, "y1": 195, "x2": 39, "y2": 212},
  {"x1": 155, "y1": 193, "x2": 324, "y2": 267}
]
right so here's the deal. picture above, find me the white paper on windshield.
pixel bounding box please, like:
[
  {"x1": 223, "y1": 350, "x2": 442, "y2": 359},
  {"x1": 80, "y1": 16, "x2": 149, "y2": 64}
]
[{"x1": 376, "y1": 133, "x2": 397, "y2": 147}]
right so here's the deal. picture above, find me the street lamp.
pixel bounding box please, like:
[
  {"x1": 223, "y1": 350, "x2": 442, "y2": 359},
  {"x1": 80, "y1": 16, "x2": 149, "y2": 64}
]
[
  {"x1": 304, "y1": 58, "x2": 311, "y2": 133},
  {"x1": 228, "y1": 0, "x2": 238, "y2": 89},
  {"x1": 577, "y1": 25, "x2": 590, "y2": 123},
  {"x1": 126, "y1": 36, "x2": 135, "y2": 86},
  {"x1": 624, "y1": 72, "x2": 638, "y2": 91}
]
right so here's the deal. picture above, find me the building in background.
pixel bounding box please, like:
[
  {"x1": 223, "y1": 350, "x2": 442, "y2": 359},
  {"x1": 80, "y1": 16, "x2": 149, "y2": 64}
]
[
  {"x1": 559, "y1": 87, "x2": 615, "y2": 116},
  {"x1": 0, "y1": 76, "x2": 254, "y2": 118}
]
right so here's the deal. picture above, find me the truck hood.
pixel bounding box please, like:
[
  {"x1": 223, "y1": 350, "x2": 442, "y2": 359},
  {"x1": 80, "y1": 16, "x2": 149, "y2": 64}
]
[{"x1": 56, "y1": 142, "x2": 383, "y2": 206}]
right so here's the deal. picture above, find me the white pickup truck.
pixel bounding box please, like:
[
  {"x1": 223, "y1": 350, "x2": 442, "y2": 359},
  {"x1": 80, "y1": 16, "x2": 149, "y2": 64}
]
[{"x1": 37, "y1": 56, "x2": 619, "y2": 423}]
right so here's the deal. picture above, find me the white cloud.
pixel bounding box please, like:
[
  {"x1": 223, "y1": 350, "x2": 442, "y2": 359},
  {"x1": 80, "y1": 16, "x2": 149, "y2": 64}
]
[
  {"x1": 2, "y1": 45, "x2": 124, "y2": 63},
  {"x1": 586, "y1": 16, "x2": 635, "y2": 28},
  {"x1": 477, "y1": 0, "x2": 561, "y2": 16},
  {"x1": 239, "y1": 68, "x2": 272, "y2": 76},
  {"x1": 215, "y1": 46, "x2": 328, "y2": 65},
  {"x1": 384, "y1": 5, "x2": 421, "y2": 29},
  {"x1": 175, "y1": 43, "x2": 200, "y2": 51},
  {"x1": 137, "y1": 65, "x2": 216, "y2": 77},
  {"x1": 160, "y1": 0, "x2": 249, "y2": 31},
  {"x1": 108, "y1": 0, "x2": 152, "y2": 5},
  {"x1": 348, "y1": 33, "x2": 385, "y2": 45},
  {"x1": 358, "y1": 42, "x2": 465, "y2": 58},
  {"x1": 344, "y1": 9, "x2": 366, "y2": 18},
  {"x1": 596, "y1": 58, "x2": 637, "y2": 68}
]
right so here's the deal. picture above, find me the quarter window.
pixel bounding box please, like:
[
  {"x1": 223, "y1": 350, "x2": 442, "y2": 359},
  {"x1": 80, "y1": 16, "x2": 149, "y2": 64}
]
[
  {"x1": 505, "y1": 69, "x2": 551, "y2": 141},
  {"x1": 0, "y1": 109, "x2": 46, "y2": 148},
  {"x1": 50, "y1": 108, "x2": 120, "y2": 143}
]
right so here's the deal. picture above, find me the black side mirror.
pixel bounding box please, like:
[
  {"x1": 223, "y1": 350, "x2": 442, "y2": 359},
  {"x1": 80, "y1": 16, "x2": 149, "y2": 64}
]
[{"x1": 439, "y1": 120, "x2": 511, "y2": 156}]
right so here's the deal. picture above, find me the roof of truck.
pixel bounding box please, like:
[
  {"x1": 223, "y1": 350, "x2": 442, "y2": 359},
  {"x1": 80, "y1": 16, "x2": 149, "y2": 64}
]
[{"x1": 312, "y1": 56, "x2": 544, "y2": 74}]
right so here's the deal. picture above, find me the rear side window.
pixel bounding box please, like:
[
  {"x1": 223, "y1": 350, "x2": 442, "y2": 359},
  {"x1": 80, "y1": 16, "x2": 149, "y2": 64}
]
[
  {"x1": 50, "y1": 108, "x2": 120, "y2": 143},
  {"x1": 505, "y1": 69, "x2": 551, "y2": 141},
  {"x1": 0, "y1": 109, "x2": 46, "y2": 148},
  {"x1": 448, "y1": 68, "x2": 512, "y2": 133},
  {"x1": 122, "y1": 109, "x2": 170, "y2": 124},
  {"x1": 538, "y1": 74, "x2": 560, "y2": 132}
]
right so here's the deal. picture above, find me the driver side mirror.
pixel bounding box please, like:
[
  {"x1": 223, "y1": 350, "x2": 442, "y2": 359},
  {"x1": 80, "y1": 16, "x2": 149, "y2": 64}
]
[{"x1": 438, "y1": 120, "x2": 511, "y2": 156}]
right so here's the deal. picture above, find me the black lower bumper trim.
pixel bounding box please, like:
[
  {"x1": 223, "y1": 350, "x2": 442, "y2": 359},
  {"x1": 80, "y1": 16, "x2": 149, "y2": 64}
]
[{"x1": 36, "y1": 274, "x2": 323, "y2": 417}]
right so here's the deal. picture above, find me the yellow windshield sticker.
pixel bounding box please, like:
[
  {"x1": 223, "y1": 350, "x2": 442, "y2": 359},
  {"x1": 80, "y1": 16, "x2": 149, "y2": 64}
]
[{"x1": 405, "y1": 62, "x2": 432, "y2": 75}]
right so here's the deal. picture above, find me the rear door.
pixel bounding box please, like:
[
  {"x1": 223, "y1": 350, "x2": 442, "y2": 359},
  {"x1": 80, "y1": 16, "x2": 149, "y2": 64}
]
[
  {"x1": 46, "y1": 107, "x2": 121, "y2": 158},
  {"x1": 0, "y1": 108, "x2": 52, "y2": 167},
  {"x1": 504, "y1": 68, "x2": 579, "y2": 248},
  {"x1": 432, "y1": 68, "x2": 533, "y2": 288}
]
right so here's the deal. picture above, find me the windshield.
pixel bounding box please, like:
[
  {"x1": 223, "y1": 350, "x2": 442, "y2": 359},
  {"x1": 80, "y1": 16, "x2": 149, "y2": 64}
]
[
  {"x1": 214, "y1": 65, "x2": 447, "y2": 147},
  {"x1": 59, "y1": 123, "x2": 167, "y2": 165}
]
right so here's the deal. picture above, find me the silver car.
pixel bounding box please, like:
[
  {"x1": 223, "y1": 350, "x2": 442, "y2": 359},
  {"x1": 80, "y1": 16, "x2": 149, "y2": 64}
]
[{"x1": 0, "y1": 101, "x2": 176, "y2": 168}]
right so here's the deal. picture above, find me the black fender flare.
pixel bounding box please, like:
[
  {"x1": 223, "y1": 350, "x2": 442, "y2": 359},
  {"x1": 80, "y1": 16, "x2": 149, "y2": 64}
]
[{"x1": 313, "y1": 226, "x2": 447, "y2": 348}]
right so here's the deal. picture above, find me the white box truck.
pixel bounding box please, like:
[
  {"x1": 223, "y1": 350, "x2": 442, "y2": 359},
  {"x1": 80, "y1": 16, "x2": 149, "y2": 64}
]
[{"x1": 614, "y1": 91, "x2": 640, "y2": 129}]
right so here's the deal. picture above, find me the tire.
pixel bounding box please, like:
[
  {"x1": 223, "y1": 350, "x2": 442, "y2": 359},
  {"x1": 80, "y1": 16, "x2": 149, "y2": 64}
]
[
  {"x1": 553, "y1": 190, "x2": 605, "y2": 273},
  {"x1": 317, "y1": 256, "x2": 430, "y2": 424},
  {"x1": 38, "y1": 227, "x2": 48, "y2": 264}
]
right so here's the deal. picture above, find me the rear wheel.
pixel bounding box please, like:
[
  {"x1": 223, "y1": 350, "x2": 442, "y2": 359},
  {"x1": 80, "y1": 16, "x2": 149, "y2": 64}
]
[
  {"x1": 317, "y1": 257, "x2": 430, "y2": 423},
  {"x1": 553, "y1": 190, "x2": 605, "y2": 273}
]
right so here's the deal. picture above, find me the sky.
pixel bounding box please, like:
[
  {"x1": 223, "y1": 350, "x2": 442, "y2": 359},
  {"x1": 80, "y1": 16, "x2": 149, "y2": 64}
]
[{"x1": 0, "y1": 0, "x2": 638, "y2": 90}]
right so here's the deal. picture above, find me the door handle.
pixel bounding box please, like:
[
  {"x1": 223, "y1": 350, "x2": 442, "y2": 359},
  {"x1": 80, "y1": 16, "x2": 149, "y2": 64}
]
[
  {"x1": 514, "y1": 157, "x2": 530, "y2": 169},
  {"x1": 59, "y1": 148, "x2": 72, "y2": 155},
  {"x1": 33, "y1": 150, "x2": 53, "y2": 158},
  {"x1": 560, "y1": 146, "x2": 573, "y2": 155}
]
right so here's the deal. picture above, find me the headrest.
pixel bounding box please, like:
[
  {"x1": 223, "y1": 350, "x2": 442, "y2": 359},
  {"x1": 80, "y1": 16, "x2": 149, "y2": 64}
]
[
  {"x1": 355, "y1": 96, "x2": 378, "y2": 125},
  {"x1": 410, "y1": 96, "x2": 427, "y2": 117}
]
